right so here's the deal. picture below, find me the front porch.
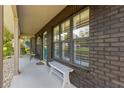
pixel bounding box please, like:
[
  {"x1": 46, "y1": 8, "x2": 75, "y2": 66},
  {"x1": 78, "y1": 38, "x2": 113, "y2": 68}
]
[
  {"x1": 1, "y1": 5, "x2": 124, "y2": 88},
  {"x1": 10, "y1": 55, "x2": 75, "y2": 88}
]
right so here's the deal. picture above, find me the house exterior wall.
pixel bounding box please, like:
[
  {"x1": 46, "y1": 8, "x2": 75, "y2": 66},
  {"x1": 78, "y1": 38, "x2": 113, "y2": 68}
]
[
  {"x1": 89, "y1": 5, "x2": 124, "y2": 87},
  {"x1": 35, "y1": 5, "x2": 124, "y2": 88},
  {"x1": 35, "y1": 35, "x2": 43, "y2": 59},
  {"x1": 71, "y1": 5, "x2": 124, "y2": 88},
  {"x1": 47, "y1": 28, "x2": 53, "y2": 62}
]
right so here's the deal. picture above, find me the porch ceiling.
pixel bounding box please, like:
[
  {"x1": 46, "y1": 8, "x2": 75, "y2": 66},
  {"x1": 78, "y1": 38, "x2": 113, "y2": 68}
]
[{"x1": 17, "y1": 5, "x2": 66, "y2": 36}]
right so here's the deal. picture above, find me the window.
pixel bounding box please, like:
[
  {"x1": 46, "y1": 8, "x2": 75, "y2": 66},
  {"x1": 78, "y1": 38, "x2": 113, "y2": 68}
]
[
  {"x1": 54, "y1": 43, "x2": 59, "y2": 58},
  {"x1": 61, "y1": 20, "x2": 70, "y2": 61},
  {"x1": 73, "y1": 8, "x2": 89, "y2": 67},
  {"x1": 53, "y1": 26, "x2": 60, "y2": 58},
  {"x1": 53, "y1": 7, "x2": 89, "y2": 68}
]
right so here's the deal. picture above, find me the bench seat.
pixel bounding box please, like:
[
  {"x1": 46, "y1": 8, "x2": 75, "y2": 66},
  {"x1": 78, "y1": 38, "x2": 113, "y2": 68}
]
[{"x1": 49, "y1": 61, "x2": 73, "y2": 87}]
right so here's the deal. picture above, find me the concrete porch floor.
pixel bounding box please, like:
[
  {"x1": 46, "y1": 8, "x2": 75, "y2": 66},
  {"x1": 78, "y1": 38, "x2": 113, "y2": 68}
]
[{"x1": 10, "y1": 55, "x2": 76, "y2": 88}]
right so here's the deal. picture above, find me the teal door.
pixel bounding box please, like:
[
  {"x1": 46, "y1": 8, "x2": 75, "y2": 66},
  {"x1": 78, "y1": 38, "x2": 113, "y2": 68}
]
[
  {"x1": 43, "y1": 46, "x2": 47, "y2": 61},
  {"x1": 43, "y1": 31, "x2": 47, "y2": 61}
]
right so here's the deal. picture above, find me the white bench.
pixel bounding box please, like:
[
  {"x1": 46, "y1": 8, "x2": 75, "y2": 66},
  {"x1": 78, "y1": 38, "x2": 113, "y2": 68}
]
[{"x1": 49, "y1": 61, "x2": 73, "y2": 87}]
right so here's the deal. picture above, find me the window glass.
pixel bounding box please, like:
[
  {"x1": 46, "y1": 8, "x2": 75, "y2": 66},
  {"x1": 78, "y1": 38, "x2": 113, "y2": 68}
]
[
  {"x1": 53, "y1": 26, "x2": 59, "y2": 42},
  {"x1": 53, "y1": 26, "x2": 60, "y2": 58},
  {"x1": 62, "y1": 42, "x2": 70, "y2": 61},
  {"x1": 73, "y1": 25, "x2": 89, "y2": 39},
  {"x1": 74, "y1": 39, "x2": 89, "y2": 67},
  {"x1": 54, "y1": 43, "x2": 60, "y2": 58},
  {"x1": 61, "y1": 20, "x2": 70, "y2": 41},
  {"x1": 80, "y1": 9, "x2": 89, "y2": 23},
  {"x1": 73, "y1": 15, "x2": 80, "y2": 29}
]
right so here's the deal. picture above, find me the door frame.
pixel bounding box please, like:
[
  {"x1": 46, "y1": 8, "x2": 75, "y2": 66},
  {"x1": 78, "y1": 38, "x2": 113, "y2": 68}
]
[{"x1": 43, "y1": 31, "x2": 48, "y2": 62}]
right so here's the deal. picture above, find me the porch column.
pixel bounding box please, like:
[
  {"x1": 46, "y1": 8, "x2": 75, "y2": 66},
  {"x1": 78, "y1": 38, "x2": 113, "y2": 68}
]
[
  {"x1": 0, "y1": 5, "x2": 3, "y2": 88},
  {"x1": 14, "y1": 17, "x2": 19, "y2": 75},
  {"x1": 19, "y1": 37, "x2": 21, "y2": 58},
  {"x1": 31, "y1": 36, "x2": 36, "y2": 53}
]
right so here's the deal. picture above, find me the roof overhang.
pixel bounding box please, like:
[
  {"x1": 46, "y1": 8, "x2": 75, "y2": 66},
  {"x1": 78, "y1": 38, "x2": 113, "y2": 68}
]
[{"x1": 17, "y1": 5, "x2": 66, "y2": 36}]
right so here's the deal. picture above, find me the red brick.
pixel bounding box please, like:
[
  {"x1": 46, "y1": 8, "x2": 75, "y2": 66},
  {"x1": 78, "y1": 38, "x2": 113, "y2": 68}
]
[
  {"x1": 120, "y1": 57, "x2": 124, "y2": 61},
  {"x1": 111, "y1": 32, "x2": 124, "y2": 37},
  {"x1": 120, "y1": 77, "x2": 124, "y2": 82},
  {"x1": 98, "y1": 74, "x2": 110, "y2": 81},
  {"x1": 111, "y1": 42, "x2": 124, "y2": 46},
  {"x1": 111, "y1": 70, "x2": 124, "y2": 77},
  {"x1": 105, "y1": 64, "x2": 119, "y2": 70},
  {"x1": 94, "y1": 69, "x2": 104, "y2": 75},
  {"x1": 98, "y1": 43, "x2": 109, "y2": 47},
  {"x1": 105, "y1": 56, "x2": 119, "y2": 61},
  {"x1": 120, "y1": 27, "x2": 124, "y2": 32},
  {"x1": 105, "y1": 72, "x2": 119, "y2": 79},
  {"x1": 105, "y1": 38, "x2": 118, "y2": 42},
  {"x1": 120, "y1": 67, "x2": 124, "y2": 72},
  {"x1": 105, "y1": 47, "x2": 119, "y2": 51},
  {"x1": 111, "y1": 61, "x2": 124, "y2": 66},
  {"x1": 112, "y1": 79, "x2": 124, "y2": 87},
  {"x1": 120, "y1": 37, "x2": 124, "y2": 41}
]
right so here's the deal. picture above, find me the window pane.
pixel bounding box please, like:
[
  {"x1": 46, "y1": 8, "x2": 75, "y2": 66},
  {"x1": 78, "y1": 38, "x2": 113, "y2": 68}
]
[
  {"x1": 80, "y1": 9, "x2": 89, "y2": 24},
  {"x1": 61, "y1": 20, "x2": 70, "y2": 41},
  {"x1": 54, "y1": 43, "x2": 59, "y2": 58},
  {"x1": 73, "y1": 15, "x2": 80, "y2": 29},
  {"x1": 73, "y1": 25, "x2": 89, "y2": 39},
  {"x1": 73, "y1": 8, "x2": 89, "y2": 29},
  {"x1": 74, "y1": 40, "x2": 89, "y2": 67},
  {"x1": 53, "y1": 26, "x2": 59, "y2": 42},
  {"x1": 62, "y1": 42, "x2": 70, "y2": 61}
]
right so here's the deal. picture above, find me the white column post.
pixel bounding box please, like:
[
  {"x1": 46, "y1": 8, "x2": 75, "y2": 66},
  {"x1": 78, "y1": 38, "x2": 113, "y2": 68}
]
[
  {"x1": 14, "y1": 17, "x2": 19, "y2": 75},
  {"x1": 0, "y1": 5, "x2": 3, "y2": 88},
  {"x1": 19, "y1": 37, "x2": 21, "y2": 59}
]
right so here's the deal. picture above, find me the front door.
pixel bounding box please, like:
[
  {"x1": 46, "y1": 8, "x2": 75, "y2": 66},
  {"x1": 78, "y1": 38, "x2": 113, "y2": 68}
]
[{"x1": 43, "y1": 31, "x2": 47, "y2": 62}]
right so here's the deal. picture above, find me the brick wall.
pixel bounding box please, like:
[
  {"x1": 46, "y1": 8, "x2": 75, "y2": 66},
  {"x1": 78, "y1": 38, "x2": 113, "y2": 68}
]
[
  {"x1": 35, "y1": 35, "x2": 43, "y2": 59},
  {"x1": 70, "y1": 5, "x2": 124, "y2": 88},
  {"x1": 89, "y1": 5, "x2": 124, "y2": 87}
]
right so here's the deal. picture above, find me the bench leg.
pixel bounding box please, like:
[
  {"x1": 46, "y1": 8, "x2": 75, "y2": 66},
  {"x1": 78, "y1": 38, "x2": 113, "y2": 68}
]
[
  {"x1": 62, "y1": 74, "x2": 68, "y2": 88},
  {"x1": 49, "y1": 67, "x2": 53, "y2": 75},
  {"x1": 62, "y1": 73, "x2": 71, "y2": 87},
  {"x1": 67, "y1": 74, "x2": 70, "y2": 85},
  {"x1": 62, "y1": 76, "x2": 66, "y2": 88}
]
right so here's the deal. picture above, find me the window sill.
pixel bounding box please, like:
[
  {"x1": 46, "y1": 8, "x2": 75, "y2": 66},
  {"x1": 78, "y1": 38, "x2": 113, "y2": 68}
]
[{"x1": 53, "y1": 58, "x2": 90, "y2": 72}]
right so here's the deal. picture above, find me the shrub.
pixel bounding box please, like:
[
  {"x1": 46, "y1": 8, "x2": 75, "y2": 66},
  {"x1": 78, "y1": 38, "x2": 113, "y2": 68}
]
[{"x1": 3, "y1": 27, "x2": 14, "y2": 59}]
